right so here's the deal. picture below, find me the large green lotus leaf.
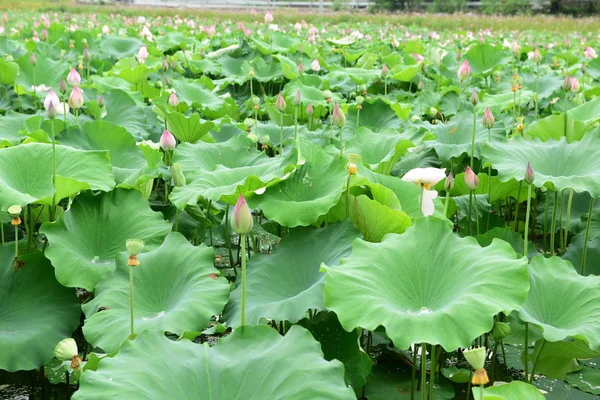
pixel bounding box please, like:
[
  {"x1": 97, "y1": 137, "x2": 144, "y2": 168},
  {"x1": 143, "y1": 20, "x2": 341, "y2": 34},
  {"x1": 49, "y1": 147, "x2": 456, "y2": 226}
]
[
  {"x1": 0, "y1": 143, "x2": 115, "y2": 211},
  {"x1": 58, "y1": 121, "x2": 161, "y2": 188},
  {"x1": 424, "y1": 111, "x2": 507, "y2": 162},
  {"x1": 0, "y1": 248, "x2": 80, "y2": 372},
  {"x1": 299, "y1": 311, "x2": 372, "y2": 388},
  {"x1": 273, "y1": 54, "x2": 299, "y2": 80},
  {"x1": 154, "y1": 31, "x2": 197, "y2": 52},
  {"x1": 390, "y1": 64, "x2": 421, "y2": 82},
  {"x1": 563, "y1": 236, "x2": 600, "y2": 276},
  {"x1": 477, "y1": 90, "x2": 535, "y2": 113},
  {"x1": 0, "y1": 57, "x2": 18, "y2": 85},
  {"x1": 170, "y1": 135, "x2": 296, "y2": 207},
  {"x1": 101, "y1": 89, "x2": 149, "y2": 140},
  {"x1": 344, "y1": 127, "x2": 414, "y2": 175},
  {"x1": 323, "y1": 217, "x2": 529, "y2": 351},
  {"x1": 526, "y1": 114, "x2": 587, "y2": 143},
  {"x1": 74, "y1": 325, "x2": 354, "y2": 400},
  {"x1": 163, "y1": 110, "x2": 215, "y2": 144},
  {"x1": 526, "y1": 338, "x2": 600, "y2": 379},
  {"x1": 349, "y1": 194, "x2": 412, "y2": 243},
  {"x1": 41, "y1": 189, "x2": 172, "y2": 291},
  {"x1": 328, "y1": 65, "x2": 380, "y2": 85},
  {"x1": 244, "y1": 57, "x2": 283, "y2": 82},
  {"x1": 476, "y1": 227, "x2": 538, "y2": 259},
  {"x1": 464, "y1": 43, "x2": 512, "y2": 75},
  {"x1": 223, "y1": 221, "x2": 360, "y2": 327},
  {"x1": 0, "y1": 111, "x2": 30, "y2": 147},
  {"x1": 15, "y1": 53, "x2": 69, "y2": 92},
  {"x1": 482, "y1": 135, "x2": 600, "y2": 198},
  {"x1": 535, "y1": 376, "x2": 600, "y2": 400},
  {"x1": 82, "y1": 233, "x2": 229, "y2": 353},
  {"x1": 345, "y1": 99, "x2": 403, "y2": 133},
  {"x1": 566, "y1": 366, "x2": 600, "y2": 395},
  {"x1": 170, "y1": 79, "x2": 236, "y2": 119},
  {"x1": 99, "y1": 36, "x2": 145, "y2": 59},
  {"x1": 248, "y1": 140, "x2": 347, "y2": 227},
  {"x1": 519, "y1": 256, "x2": 600, "y2": 349},
  {"x1": 568, "y1": 96, "x2": 600, "y2": 125},
  {"x1": 472, "y1": 382, "x2": 544, "y2": 400}
]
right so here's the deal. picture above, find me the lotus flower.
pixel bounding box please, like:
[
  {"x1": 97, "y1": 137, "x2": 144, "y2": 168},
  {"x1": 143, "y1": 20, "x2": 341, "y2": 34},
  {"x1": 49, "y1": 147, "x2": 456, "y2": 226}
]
[
  {"x1": 102, "y1": 25, "x2": 109, "y2": 35},
  {"x1": 584, "y1": 46, "x2": 598, "y2": 59},
  {"x1": 68, "y1": 86, "x2": 84, "y2": 109},
  {"x1": 67, "y1": 68, "x2": 80, "y2": 86},
  {"x1": 44, "y1": 89, "x2": 60, "y2": 111},
  {"x1": 524, "y1": 162, "x2": 534, "y2": 185},
  {"x1": 570, "y1": 77, "x2": 580, "y2": 92},
  {"x1": 311, "y1": 58, "x2": 320, "y2": 72},
  {"x1": 331, "y1": 103, "x2": 345, "y2": 127},
  {"x1": 264, "y1": 11, "x2": 273, "y2": 23},
  {"x1": 29, "y1": 52, "x2": 36, "y2": 66},
  {"x1": 168, "y1": 92, "x2": 179, "y2": 107},
  {"x1": 457, "y1": 59, "x2": 471, "y2": 81},
  {"x1": 306, "y1": 104, "x2": 314, "y2": 115},
  {"x1": 464, "y1": 166, "x2": 479, "y2": 190},
  {"x1": 402, "y1": 167, "x2": 446, "y2": 216},
  {"x1": 160, "y1": 130, "x2": 176, "y2": 151},
  {"x1": 562, "y1": 74, "x2": 572, "y2": 91},
  {"x1": 482, "y1": 107, "x2": 495, "y2": 129},
  {"x1": 275, "y1": 92, "x2": 286, "y2": 111},
  {"x1": 137, "y1": 45, "x2": 148, "y2": 64},
  {"x1": 231, "y1": 194, "x2": 253, "y2": 234}
]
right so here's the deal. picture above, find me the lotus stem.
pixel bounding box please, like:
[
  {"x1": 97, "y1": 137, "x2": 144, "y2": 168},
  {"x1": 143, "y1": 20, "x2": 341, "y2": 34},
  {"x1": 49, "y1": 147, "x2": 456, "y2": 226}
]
[
  {"x1": 411, "y1": 344, "x2": 417, "y2": 400},
  {"x1": 486, "y1": 128, "x2": 492, "y2": 231},
  {"x1": 429, "y1": 345, "x2": 436, "y2": 400},
  {"x1": 550, "y1": 191, "x2": 558, "y2": 256},
  {"x1": 50, "y1": 120, "x2": 57, "y2": 222},
  {"x1": 564, "y1": 189, "x2": 574, "y2": 252},
  {"x1": 558, "y1": 189, "x2": 565, "y2": 253},
  {"x1": 524, "y1": 183, "x2": 532, "y2": 258},
  {"x1": 1, "y1": 223, "x2": 4, "y2": 246},
  {"x1": 279, "y1": 113, "x2": 284, "y2": 156},
  {"x1": 420, "y1": 186, "x2": 425, "y2": 217},
  {"x1": 524, "y1": 321, "x2": 529, "y2": 381},
  {"x1": 14, "y1": 223, "x2": 18, "y2": 262},
  {"x1": 129, "y1": 265, "x2": 135, "y2": 338},
  {"x1": 543, "y1": 192, "x2": 549, "y2": 253},
  {"x1": 346, "y1": 174, "x2": 351, "y2": 219},
  {"x1": 563, "y1": 91, "x2": 568, "y2": 137},
  {"x1": 534, "y1": 64, "x2": 539, "y2": 119},
  {"x1": 253, "y1": 108, "x2": 259, "y2": 138},
  {"x1": 294, "y1": 106, "x2": 299, "y2": 148},
  {"x1": 240, "y1": 232, "x2": 248, "y2": 326},
  {"x1": 527, "y1": 338, "x2": 546, "y2": 384},
  {"x1": 356, "y1": 107, "x2": 360, "y2": 128},
  {"x1": 457, "y1": 81, "x2": 462, "y2": 112},
  {"x1": 420, "y1": 343, "x2": 427, "y2": 400},
  {"x1": 514, "y1": 181, "x2": 522, "y2": 232},
  {"x1": 468, "y1": 191, "x2": 473, "y2": 236},
  {"x1": 479, "y1": 385, "x2": 484, "y2": 400},
  {"x1": 581, "y1": 197, "x2": 595, "y2": 275},
  {"x1": 63, "y1": 102, "x2": 67, "y2": 127},
  {"x1": 339, "y1": 126, "x2": 343, "y2": 158},
  {"x1": 384, "y1": 76, "x2": 387, "y2": 96},
  {"x1": 466, "y1": 371, "x2": 473, "y2": 400},
  {"x1": 470, "y1": 110, "x2": 476, "y2": 169},
  {"x1": 443, "y1": 190, "x2": 450, "y2": 218},
  {"x1": 224, "y1": 204, "x2": 235, "y2": 274},
  {"x1": 75, "y1": 109, "x2": 79, "y2": 126}
]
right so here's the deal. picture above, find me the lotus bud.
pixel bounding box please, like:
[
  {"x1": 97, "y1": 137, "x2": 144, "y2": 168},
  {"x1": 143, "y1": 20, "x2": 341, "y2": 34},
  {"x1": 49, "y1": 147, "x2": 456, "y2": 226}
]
[
  {"x1": 332, "y1": 103, "x2": 345, "y2": 127},
  {"x1": 137, "y1": 45, "x2": 148, "y2": 64},
  {"x1": 59, "y1": 78, "x2": 68, "y2": 94},
  {"x1": 293, "y1": 90, "x2": 301, "y2": 107},
  {"x1": 532, "y1": 48, "x2": 542, "y2": 64},
  {"x1": 491, "y1": 321, "x2": 511, "y2": 341},
  {"x1": 381, "y1": 63, "x2": 389, "y2": 76},
  {"x1": 524, "y1": 162, "x2": 534, "y2": 185},
  {"x1": 306, "y1": 104, "x2": 314, "y2": 115},
  {"x1": 83, "y1": 46, "x2": 90, "y2": 62},
  {"x1": 418, "y1": 80, "x2": 425, "y2": 91},
  {"x1": 311, "y1": 58, "x2": 320, "y2": 72},
  {"x1": 168, "y1": 92, "x2": 179, "y2": 107},
  {"x1": 570, "y1": 77, "x2": 580, "y2": 92},
  {"x1": 482, "y1": 107, "x2": 495, "y2": 129},
  {"x1": 463, "y1": 346, "x2": 489, "y2": 385},
  {"x1": 298, "y1": 62, "x2": 304, "y2": 74},
  {"x1": 445, "y1": 172, "x2": 454, "y2": 192},
  {"x1": 581, "y1": 63, "x2": 586, "y2": 74},
  {"x1": 98, "y1": 95, "x2": 104, "y2": 108},
  {"x1": 275, "y1": 92, "x2": 286, "y2": 112},
  {"x1": 154, "y1": 80, "x2": 163, "y2": 89},
  {"x1": 68, "y1": 86, "x2": 84, "y2": 109},
  {"x1": 67, "y1": 68, "x2": 81, "y2": 86},
  {"x1": 8, "y1": 205, "x2": 22, "y2": 225},
  {"x1": 231, "y1": 194, "x2": 253, "y2": 234},
  {"x1": 41, "y1": 28, "x2": 48, "y2": 41},
  {"x1": 323, "y1": 90, "x2": 332, "y2": 103},
  {"x1": 29, "y1": 52, "x2": 37, "y2": 66},
  {"x1": 47, "y1": 101, "x2": 56, "y2": 119},
  {"x1": 563, "y1": 37, "x2": 571, "y2": 49},
  {"x1": 562, "y1": 74, "x2": 572, "y2": 91},
  {"x1": 171, "y1": 163, "x2": 186, "y2": 187},
  {"x1": 160, "y1": 130, "x2": 176, "y2": 151},
  {"x1": 471, "y1": 90, "x2": 479, "y2": 106},
  {"x1": 457, "y1": 59, "x2": 471, "y2": 81},
  {"x1": 162, "y1": 57, "x2": 169, "y2": 72},
  {"x1": 464, "y1": 166, "x2": 479, "y2": 190}
]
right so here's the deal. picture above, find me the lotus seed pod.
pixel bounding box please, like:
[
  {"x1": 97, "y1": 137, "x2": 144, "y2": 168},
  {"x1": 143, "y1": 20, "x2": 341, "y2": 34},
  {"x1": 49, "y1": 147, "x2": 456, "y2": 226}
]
[
  {"x1": 356, "y1": 95, "x2": 364, "y2": 105},
  {"x1": 126, "y1": 239, "x2": 145, "y2": 256},
  {"x1": 259, "y1": 134, "x2": 270, "y2": 144},
  {"x1": 524, "y1": 162, "x2": 535, "y2": 185},
  {"x1": 322, "y1": 90, "x2": 332, "y2": 100},
  {"x1": 347, "y1": 163, "x2": 358, "y2": 175},
  {"x1": 462, "y1": 346, "x2": 486, "y2": 370},
  {"x1": 491, "y1": 321, "x2": 511, "y2": 341},
  {"x1": 247, "y1": 132, "x2": 258, "y2": 143},
  {"x1": 251, "y1": 95, "x2": 260, "y2": 106},
  {"x1": 171, "y1": 163, "x2": 186, "y2": 188},
  {"x1": 464, "y1": 166, "x2": 479, "y2": 190},
  {"x1": 8, "y1": 205, "x2": 22, "y2": 217},
  {"x1": 54, "y1": 338, "x2": 78, "y2": 361},
  {"x1": 231, "y1": 194, "x2": 253, "y2": 234}
]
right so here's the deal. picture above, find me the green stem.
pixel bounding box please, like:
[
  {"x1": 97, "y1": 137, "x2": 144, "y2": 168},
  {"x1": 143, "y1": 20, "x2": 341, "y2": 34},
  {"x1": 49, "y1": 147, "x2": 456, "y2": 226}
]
[
  {"x1": 356, "y1": 108, "x2": 360, "y2": 128},
  {"x1": 279, "y1": 113, "x2": 284, "y2": 156},
  {"x1": 225, "y1": 205, "x2": 235, "y2": 271},
  {"x1": 443, "y1": 191, "x2": 450, "y2": 219},
  {"x1": 563, "y1": 91, "x2": 568, "y2": 137},
  {"x1": 543, "y1": 192, "x2": 549, "y2": 253},
  {"x1": 514, "y1": 181, "x2": 522, "y2": 231},
  {"x1": 76, "y1": 108, "x2": 79, "y2": 125},
  {"x1": 50, "y1": 120, "x2": 57, "y2": 222},
  {"x1": 1, "y1": 223, "x2": 4, "y2": 246},
  {"x1": 254, "y1": 108, "x2": 259, "y2": 138},
  {"x1": 339, "y1": 126, "x2": 343, "y2": 158},
  {"x1": 529, "y1": 339, "x2": 546, "y2": 383},
  {"x1": 411, "y1": 345, "x2": 417, "y2": 400},
  {"x1": 429, "y1": 345, "x2": 436, "y2": 400},
  {"x1": 564, "y1": 189, "x2": 574, "y2": 252},
  {"x1": 524, "y1": 321, "x2": 529, "y2": 380},
  {"x1": 479, "y1": 385, "x2": 484, "y2": 400},
  {"x1": 457, "y1": 80, "x2": 462, "y2": 112},
  {"x1": 420, "y1": 343, "x2": 427, "y2": 400},
  {"x1": 486, "y1": 128, "x2": 492, "y2": 231},
  {"x1": 524, "y1": 184, "x2": 532, "y2": 258},
  {"x1": 294, "y1": 106, "x2": 298, "y2": 148},
  {"x1": 581, "y1": 197, "x2": 595, "y2": 275},
  {"x1": 468, "y1": 191, "x2": 473, "y2": 236},
  {"x1": 550, "y1": 191, "x2": 558, "y2": 256},
  {"x1": 384, "y1": 77, "x2": 387, "y2": 96},
  {"x1": 420, "y1": 186, "x2": 425, "y2": 217},
  {"x1": 558, "y1": 189, "x2": 565, "y2": 254},
  {"x1": 240, "y1": 233, "x2": 247, "y2": 326},
  {"x1": 474, "y1": 191, "x2": 480, "y2": 235},
  {"x1": 14, "y1": 223, "x2": 18, "y2": 262},
  {"x1": 346, "y1": 174, "x2": 351, "y2": 219},
  {"x1": 129, "y1": 266, "x2": 135, "y2": 338},
  {"x1": 470, "y1": 110, "x2": 476, "y2": 169},
  {"x1": 534, "y1": 64, "x2": 539, "y2": 119}
]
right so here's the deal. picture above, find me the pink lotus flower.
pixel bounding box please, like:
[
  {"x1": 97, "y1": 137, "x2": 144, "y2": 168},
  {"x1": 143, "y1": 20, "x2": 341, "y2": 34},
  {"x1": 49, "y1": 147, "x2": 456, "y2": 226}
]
[
  {"x1": 482, "y1": 107, "x2": 495, "y2": 129},
  {"x1": 275, "y1": 92, "x2": 286, "y2": 111},
  {"x1": 137, "y1": 45, "x2": 148, "y2": 64},
  {"x1": 160, "y1": 130, "x2": 176, "y2": 151},
  {"x1": 68, "y1": 86, "x2": 84, "y2": 109},
  {"x1": 231, "y1": 194, "x2": 253, "y2": 234},
  {"x1": 264, "y1": 11, "x2": 273, "y2": 24},
  {"x1": 169, "y1": 92, "x2": 179, "y2": 107},
  {"x1": 102, "y1": 25, "x2": 109, "y2": 35},
  {"x1": 311, "y1": 58, "x2": 320, "y2": 72},
  {"x1": 44, "y1": 89, "x2": 60, "y2": 111},
  {"x1": 306, "y1": 104, "x2": 314, "y2": 115},
  {"x1": 584, "y1": 46, "x2": 598, "y2": 59},
  {"x1": 457, "y1": 60, "x2": 471, "y2": 81},
  {"x1": 411, "y1": 53, "x2": 424, "y2": 62},
  {"x1": 570, "y1": 77, "x2": 580, "y2": 92},
  {"x1": 67, "y1": 68, "x2": 80, "y2": 86},
  {"x1": 464, "y1": 166, "x2": 479, "y2": 190},
  {"x1": 332, "y1": 103, "x2": 345, "y2": 127}
]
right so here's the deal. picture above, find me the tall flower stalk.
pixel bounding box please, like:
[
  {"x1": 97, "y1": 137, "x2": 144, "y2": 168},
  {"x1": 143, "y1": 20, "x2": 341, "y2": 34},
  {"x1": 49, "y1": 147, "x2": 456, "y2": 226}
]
[
  {"x1": 231, "y1": 195, "x2": 254, "y2": 326},
  {"x1": 469, "y1": 90, "x2": 479, "y2": 170},
  {"x1": 293, "y1": 90, "x2": 301, "y2": 148},
  {"x1": 581, "y1": 196, "x2": 595, "y2": 275},
  {"x1": 126, "y1": 239, "x2": 144, "y2": 340},
  {"x1": 332, "y1": 103, "x2": 346, "y2": 158},
  {"x1": 562, "y1": 75, "x2": 571, "y2": 137},
  {"x1": 275, "y1": 93, "x2": 286, "y2": 155},
  {"x1": 463, "y1": 347, "x2": 489, "y2": 400},
  {"x1": 8, "y1": 206, "x2": 21, "y2": 269},
  {"x1": 465, "y1": 167, "x2": 480, "y2": 235}
]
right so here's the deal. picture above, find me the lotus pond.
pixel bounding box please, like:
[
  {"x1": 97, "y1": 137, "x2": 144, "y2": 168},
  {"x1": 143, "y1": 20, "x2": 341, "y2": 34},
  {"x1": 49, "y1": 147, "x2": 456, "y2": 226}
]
[{"x1": 0, "y1": 9, "x2": 600, "y2": 400}]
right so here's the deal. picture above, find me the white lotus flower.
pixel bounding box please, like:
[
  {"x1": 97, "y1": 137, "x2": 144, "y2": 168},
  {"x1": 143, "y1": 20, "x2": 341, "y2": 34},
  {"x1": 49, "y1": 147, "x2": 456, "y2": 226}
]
[{"x1": 402, "y1": 167, "x2": 446, "y2": 216}]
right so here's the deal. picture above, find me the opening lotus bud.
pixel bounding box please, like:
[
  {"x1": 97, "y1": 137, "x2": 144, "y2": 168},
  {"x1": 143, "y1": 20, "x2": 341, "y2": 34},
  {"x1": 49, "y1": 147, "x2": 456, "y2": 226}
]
[
  {"x1": 126, "y1": 239, "x2": 145, "y2": 257},
  {"x1": 463, "y1": 346, "x2": 486, "y2": 370},
  {"x1": 171, "y1": 163, "x2": 186, "y2": 188},
  {"x1": 322, "y1": 90, "x2": 332, "y2": 102},
  {"x1": 54, "y1": 338, "x2": 78, "y2": 362},
  {"x1": 464, "y1": 166, "x2": 479, "y2": 190},
  {"x1": 524, "y1": 162, "x2": 535, "y2": 184},
  {"x1": 231, "y1": 194, "x2": 253, "y2": 234},
  {"x1": 311, "y1": 58, "x2": 320, "y2": 72},
  {"x1": 347, "y1": 163, "x2": 358, "y2": 175},
  {"x1": 532, "y1": 48, "x2": 542, "y2": 64},
  {"x1": 570, "y1": 77, "x2": 580, "y2": 92},
  {"x1": 68, "y1": 86, "x2": 84, "y2": 109}
]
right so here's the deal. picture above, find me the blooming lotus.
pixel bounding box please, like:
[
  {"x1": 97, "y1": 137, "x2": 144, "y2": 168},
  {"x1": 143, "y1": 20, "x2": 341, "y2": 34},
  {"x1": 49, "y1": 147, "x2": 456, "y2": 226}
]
[
  {"x1": 264, "y1": 11, "x2": 273, "y2": 23},
  {"x1": 402, "y1": 168, "x2": 446, "y2": 216},
  {"x1": 584, "y1": 46, "x2": 597, "y2": 59}
]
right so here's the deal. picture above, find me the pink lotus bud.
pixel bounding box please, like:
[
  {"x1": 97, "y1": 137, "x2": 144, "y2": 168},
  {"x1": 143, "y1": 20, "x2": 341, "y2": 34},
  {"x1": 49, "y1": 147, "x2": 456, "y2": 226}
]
[
  {"x1": 168, "y1": 92, "x2": 179, "y2": 107},
  {"x1": 306, "y1": 104, "x2": 314, "y2": 115},
  {"x1": 162, "y1": 57, "x2": 169, "y2": 72},
  {"x1": 59, "y1": 79, "x2": 68, "y2": 94},
  {"x1": 29, "y1": 52, "x2": 37, "y2": 66},
  {"x1": 532, "y1": 48, "x2": 542, "y2": 64},
  {"x1": 294, "y1": 90, "x2": 301, "y2": 107},
  {"x1": 98, "y1": 95, "x2": 104, "y2": 108},
  {"x1": 137, "y1": 45, "x2": 148, "y2": 64},
  {"x1": 471, "y1": 90, "x2": 479, "y2": 106},
  {"x1": 275, "y1": 92, "x2": 286, "y2": 112},
  {"x1": 562, "y1": 74, "x2": 572, "y2": 91},
  {"x1": 464, "y1": 166, "x2": 479, "y2": 190},
  {"x1": 298, "y1": 62, "x2": 304, "y2": 74},
  {"x1": 563, "y1": 37, "x2": 571, "y2": 49},
  {"x1": 47, "y1": 100, "x2": 56, "y2": 119},
  {"x1": 83, "y1": 46, "x2": 90, "y2": 62},
  {"x1": 457, "y1": 59, "x2": 471, "y2": 81},
  {"x1": 40, "y1": 28, "x2": 48, "y2": 41},
  {"x1": 412, "y1": 53, "x2": 424, "y2": 62},
  {"x1": 160, "y1": 130, "x2": 176, "y2": 151},
  {"x1": 44, "y1": 89, "x2": 60, "y2": 111},
  {"x1": 231, "y1": 194, "x2": 253, "y2": 234},
  {"x1": 482, "y1": 107, "x2": 495, "y2": 129},
  {"x1": 445, "y1": 172, "x2": 454, "y2": 192},
  {"x1": 570, "y1": 77, "x2": 580, "y2": 92},
  {"x1": 510, "y1": 40, "x2": 520, "y2": 56},
  {"x1": 331, "y1": 102, "x2": 345, "y2": 127},
  {"x1": 310, "y1": 58, "x2": 320, "y2": 72},
  {"x1": 264, "y1": 11, "x2": 273, "y2": 24},
  {"x1": 102, "y1": 25, "x2": 109, "y2": 35},
  {"x1": 381, "y1": 63, "x2": 389, "y2": 76},
  {"x1": 584, "y1": 46, "x2": 598, "y2": 60},
  {"x1": 68, "y1": 86, "x2": 84, "y2": 109},
  {"x1": 67, "y1": 68, "x2": 81, "y2": 86},
  {"x1": 524, "y1": 162, "x2": 534, "y2": 185}
]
